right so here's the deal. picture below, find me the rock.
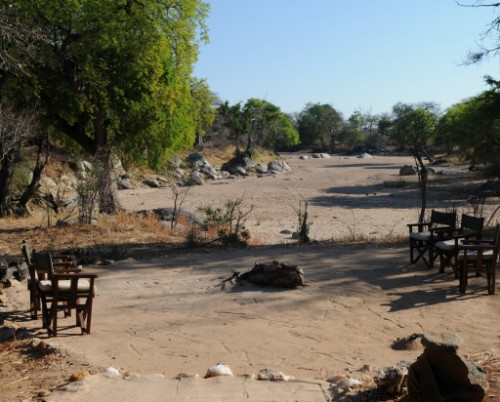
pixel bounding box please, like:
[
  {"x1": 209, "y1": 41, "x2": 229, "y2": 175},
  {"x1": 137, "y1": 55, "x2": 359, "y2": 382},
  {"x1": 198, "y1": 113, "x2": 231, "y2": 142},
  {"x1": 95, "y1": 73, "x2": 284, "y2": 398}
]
[
  {"x1": 186, "y1": 153, "x2": 220, "y2": 179},
  {"x1": 221, "y1": 152, "x2": 257, "y2": 176},
  {"x1": 312, "y1": 153, "x2": 330, "y2": 158},
  {"x1": 255, "y1": 164, "x2": 267, "y2": 174},
  {"x1": 188, "y1": 171, "x2": 205, "y2": 186},
  {"x1": 375, "y1": 361, "x2": 410, "y2": 395},
  {"x1": 420, "y1": 332, "x2": 463, "y2": 352},
  {"x1": 156, "y1": 176, "x2": 170, "y2": 186},
  {"x1": 267, "y1": 160, "x2": 291, "y2": 173},
  {"x1": 204, "y1": 363, "x2": 233, "y2": 378},
  {"x1": 407, "y1": 332, "x2": 488, "y2": 401},
  {"x1": 299, "y1": 155, "x2": 310, "y2": 160},
  {"x1": 356, "y1": 153, "x2": 374, "y2": 159},
  {"x1": 257, "y1": 368, "x2": 295, "y2": 381},
  {"x1": 146, "y1": 207, "x2": 205, "y2": 226},
  {"x1": 399, "y1": 165, "x2": 417, "y2": 176},
  {"x1": 111, "y1": 155, "x2": 125, "y2": 175},
  {"x1": 117, "y1": 174, "x2": 133, "y2": 190},
  {"x1": 143, "y1": 179, "x2": 160, "y2": 188}
]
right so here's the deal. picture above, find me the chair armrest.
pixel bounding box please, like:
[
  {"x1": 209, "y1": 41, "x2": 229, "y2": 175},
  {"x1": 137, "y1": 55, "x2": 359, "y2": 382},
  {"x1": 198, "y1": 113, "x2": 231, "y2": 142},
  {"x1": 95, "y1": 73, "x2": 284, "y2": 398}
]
[
  {"x1": 407, "y1": 222, "x2": 431, "y2": 232},
  {"x1": 54, "y1": 266, "x2": 83, "y2": 274},
  {"x1": 431, "y1": 226, "x2": 459, "y2": 240},
  {"x1": 52, "y1": 273, "x2": 97, "y2": 280}
]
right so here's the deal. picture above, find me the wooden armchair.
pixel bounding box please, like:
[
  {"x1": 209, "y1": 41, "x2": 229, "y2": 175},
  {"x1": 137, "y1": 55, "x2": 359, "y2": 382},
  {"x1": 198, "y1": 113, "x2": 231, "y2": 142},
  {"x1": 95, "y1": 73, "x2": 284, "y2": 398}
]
[
  {"x1": 21, "y1": 241, "x2": 79, "y2": 319},
  {"x1": 34, "y1": 252, "x2": 97, "y2": 337},
  {"x1": 408, "y1": 210, "x2": 457, "y2": 268},
  {"x1": 434, "y1": 214, "x2": 485, "y2": 277},
  {"x1": 457, "y1": 224, "x2": 500, "y2": 295}
]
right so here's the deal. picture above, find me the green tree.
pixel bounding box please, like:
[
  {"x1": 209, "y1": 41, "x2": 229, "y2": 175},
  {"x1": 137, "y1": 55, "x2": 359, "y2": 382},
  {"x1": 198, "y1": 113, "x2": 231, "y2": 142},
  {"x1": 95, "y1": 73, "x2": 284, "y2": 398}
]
[
  {"x1": 298, "y1": 103, "x2": 343, "y2": 152},
  {"x1": 339, "y1": 111, "x2": 365, "y2": 151},
  {"x1": 242, "y1": 98, "x2": 299, "y2": 151},
  {"x1": 438, "y1": 83, "x2": 500, "y2": 178},
  {"x1": 191, "y1": 78, "x2": 217, "y2": 146},
  {"x1": 391, "y1": 102, "x2": 438, "y2": 222},
  {"x1": 0, "y1": 0, "x2": 209, "y2": 213}
]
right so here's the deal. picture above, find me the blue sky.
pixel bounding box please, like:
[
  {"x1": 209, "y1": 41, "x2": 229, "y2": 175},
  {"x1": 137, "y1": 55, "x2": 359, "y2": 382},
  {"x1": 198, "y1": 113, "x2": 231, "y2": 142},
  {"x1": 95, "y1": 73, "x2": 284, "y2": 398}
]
[{"x1": 193, "y1": 0, "x2": 500, "y2": 117}]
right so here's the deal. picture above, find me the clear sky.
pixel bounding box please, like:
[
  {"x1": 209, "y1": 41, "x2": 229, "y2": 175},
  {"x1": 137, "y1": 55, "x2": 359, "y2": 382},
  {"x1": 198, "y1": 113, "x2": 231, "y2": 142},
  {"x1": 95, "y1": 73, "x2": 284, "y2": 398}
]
[{"x1": 193, "y1": 0, "x2": 500, "y2": 117}]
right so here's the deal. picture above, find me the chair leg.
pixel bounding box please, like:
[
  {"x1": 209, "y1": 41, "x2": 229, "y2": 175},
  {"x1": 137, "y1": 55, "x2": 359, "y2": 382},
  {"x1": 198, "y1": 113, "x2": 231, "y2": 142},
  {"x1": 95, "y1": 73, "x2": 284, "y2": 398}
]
[
  {"x1": 459, "y1": 263, "x2": 466, "y2": 294},
  {"x1": 487, "y1": 266, "x2": 495, "y2": 295}
]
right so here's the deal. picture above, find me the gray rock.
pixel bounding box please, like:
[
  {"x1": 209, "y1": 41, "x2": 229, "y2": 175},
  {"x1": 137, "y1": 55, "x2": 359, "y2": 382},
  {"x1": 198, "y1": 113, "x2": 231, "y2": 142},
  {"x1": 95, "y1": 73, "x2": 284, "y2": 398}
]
[
  {"x1": 186, "y1": 153, "x2": 220, "y2": 180},
  {"x1": 189, "y1": 171, "x2": 205, "y2": 186},
  {"x1": 268, "y1": 160, "x2": 291, "y2": 173},
  {"x1": 221, "y1": 152, "x2": 256, "y2": 175},
  {"x1": 143, "y1": 179, "x2": 160, "y2": 188},
  {"x1": 117, "y1": 175, "x2": 133, "y2": 190},
  {"x1": 399, "y1": 165, "x2": 417, "y2": 176},
  {"x1": 299, "y1": 155, "x2": 310, "y2": 160},
  {"x1": 255, "y1": 164, "x2": 267, "y2": 174}
]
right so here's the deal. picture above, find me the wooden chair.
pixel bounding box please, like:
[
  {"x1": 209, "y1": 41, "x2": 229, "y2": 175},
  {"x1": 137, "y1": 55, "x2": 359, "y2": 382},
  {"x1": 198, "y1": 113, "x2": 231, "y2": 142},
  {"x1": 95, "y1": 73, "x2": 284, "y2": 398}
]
[
  {"x1": 34, "y1": 252, "x2": 97, "y2": 336},
  {"x1": 21, "y1": 241, "x2": 79, "y2": 320},
  {"x1": 434, "y1": 214, "x2": 485, "y2": 277},
  {"x1": 408, "y1": 210, "x2": 457, "y2": 268},
  {"x1": 457, "y1": 224, "x2": 500, "y2": 295}
]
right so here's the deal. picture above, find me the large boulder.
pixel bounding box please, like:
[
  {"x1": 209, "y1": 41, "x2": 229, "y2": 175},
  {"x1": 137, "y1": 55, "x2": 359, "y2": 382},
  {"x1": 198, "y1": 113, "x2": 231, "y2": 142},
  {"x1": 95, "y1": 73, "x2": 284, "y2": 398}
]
[
  {"x1": 186, "y1": 153, "x2": 220, "y2": 180},
  {"x1": 407, "y1": 333, "x2": 488, "y2": 401},
  {"x1": 221, "y1": 152, "x2": 257, "y2": 176}
]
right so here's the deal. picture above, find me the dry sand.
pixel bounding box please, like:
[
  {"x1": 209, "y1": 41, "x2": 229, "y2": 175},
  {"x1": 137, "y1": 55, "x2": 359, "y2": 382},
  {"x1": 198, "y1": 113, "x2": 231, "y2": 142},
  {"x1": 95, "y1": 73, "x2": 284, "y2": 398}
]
[{"x1": 4, "y1": 154, "x2": 500, "y2": 401}]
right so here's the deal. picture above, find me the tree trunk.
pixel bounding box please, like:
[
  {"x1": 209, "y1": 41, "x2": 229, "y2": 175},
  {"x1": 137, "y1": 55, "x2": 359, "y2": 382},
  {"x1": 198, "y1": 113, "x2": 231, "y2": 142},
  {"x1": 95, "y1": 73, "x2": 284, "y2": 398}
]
[
  {"x1": 329, "y1": 132, "x2": 336, "y2": 154},
  {"x1": 0, "y1": 149, "x2": 17, "y2": 216},
  {"x1": 16, "y1": 133, "x2": 49, "y2": 216},
  {"x1": 93, "y1": 115, "x2": 120, "y2": 214},
  {"x1": 414, "y1": 153, "x2": 428, "y2": 223},
  {"x1": 96, "y1": 146, "x2": 120, "y2": 214}
]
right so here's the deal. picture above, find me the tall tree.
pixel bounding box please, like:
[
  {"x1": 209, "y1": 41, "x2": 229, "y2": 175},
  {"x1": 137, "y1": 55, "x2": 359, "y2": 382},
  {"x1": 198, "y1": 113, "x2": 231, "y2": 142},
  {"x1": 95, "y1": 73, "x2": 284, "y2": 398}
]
[
  {"x1": 242, "y1": 98, "x2": 299, "y2": 151},
  {"x1": 438, "y1": 83, "x2": 500, "y2": 178},
  {"x1": 0, "y1": 0, "x2": 209, "y2": 213},
  {"x1": 298, "y1": 103, "x2": 343, "y2": 152},
  {"x1": 391, "y1": 102, "x2": 438, "y2": 222}
]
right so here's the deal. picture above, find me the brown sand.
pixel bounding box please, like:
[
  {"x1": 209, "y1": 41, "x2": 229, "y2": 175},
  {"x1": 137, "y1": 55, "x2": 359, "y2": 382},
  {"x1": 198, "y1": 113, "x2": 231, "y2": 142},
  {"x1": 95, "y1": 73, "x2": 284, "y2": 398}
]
[{"x1": 4, "y1": 154, "x2": 500, "y2": 401}]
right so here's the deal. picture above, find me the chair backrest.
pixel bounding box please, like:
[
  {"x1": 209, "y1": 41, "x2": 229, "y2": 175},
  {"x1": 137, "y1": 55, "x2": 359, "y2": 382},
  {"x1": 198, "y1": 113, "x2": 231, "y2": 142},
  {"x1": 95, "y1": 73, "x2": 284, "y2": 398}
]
[
  {"x1": 461, "y1": 214, "x2": 484, "y2": 233},
  {"x1": 20, "y1": 241, "x2": 31, "y2": 266},
  {"x1": 430, "y1": 210, "x2": 456, "y2": 228},
  {"x1": 493, "y1": 224, "x2": 500, "y2": 248},
  {"x1": 33, "y1": 252, "x2": 54, "y2": 279}
]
